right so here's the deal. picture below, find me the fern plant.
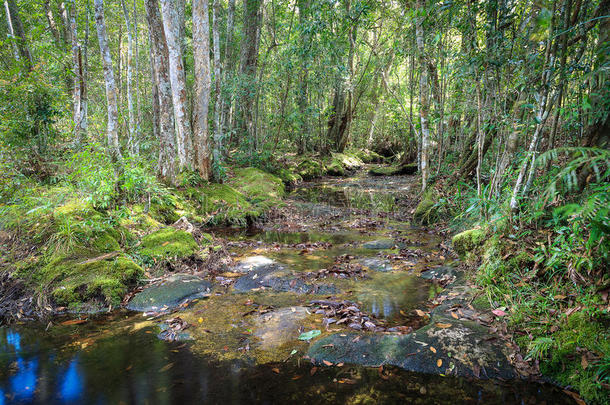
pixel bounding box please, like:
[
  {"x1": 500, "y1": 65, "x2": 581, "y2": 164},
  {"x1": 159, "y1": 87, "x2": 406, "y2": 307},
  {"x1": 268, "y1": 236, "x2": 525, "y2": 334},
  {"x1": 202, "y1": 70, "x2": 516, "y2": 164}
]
[{"x1": 526, "y1": 337, "x2": 555, "y2": 361}]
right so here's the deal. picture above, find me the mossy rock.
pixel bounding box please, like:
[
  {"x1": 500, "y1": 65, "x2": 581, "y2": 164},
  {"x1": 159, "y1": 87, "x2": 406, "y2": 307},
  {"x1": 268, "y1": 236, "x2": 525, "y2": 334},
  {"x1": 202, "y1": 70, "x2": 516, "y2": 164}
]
[
  {"x1": 413, "y1": 188, "x2": 443, "y2": 225},
  {"x1": 326, "y1": 160, "x2": 346, "y2": 176},
  {"x1": 297, "y1": 159, "x2": 325, "y2": 180},
  {"x1": 330, "y1": 152, "x2": 364, "y2": 172},
  {"x1": 276, "y1": 168, "x2": 302, "y2": 186},
  {"x1": 149, "y1": 195, "x2": 182, "y2": 225},
  {"x1": 452, "y1": 229, "x2": 487, "y2": 258},
  {"x1": 230, "y1": 167, "x2": 285, "y2": 201},
  {"x1": 44, "y1": 253, "x2": 143, "y2": 308},
  {"x1": 185, "y1": 183, "x2": 253, "y2": 225},
  {"x1": 352, "y1": 149, "x2": 385, "y2": 163},
  {"x1": 91, "y1": 230, "x2": 121, "y2": 252},
  {"x1": 369, "y1": 163, "x2": 418, "y2": 176},
  {"x1": 138, "y1": 227, "x2": 199, "y2": 261},
  {"x1": 127, "y1": 274, "x2": 212, "y2": 312}
]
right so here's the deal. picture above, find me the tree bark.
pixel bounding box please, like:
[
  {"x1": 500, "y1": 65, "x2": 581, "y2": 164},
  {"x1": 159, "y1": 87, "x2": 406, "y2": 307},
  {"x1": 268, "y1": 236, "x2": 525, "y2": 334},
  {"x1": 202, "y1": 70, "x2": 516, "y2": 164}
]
[
  {"x1": 212, "y1": 0, "x2": 223, "y2": 174},
  {"x1": 145, "y1": 0, "x2": 177, "y2": 184},
  {"x1": 238, "y1": 0, "x2": 262, "y2": 146},
  {"x1": 296, "y1": 0, "x2": 311, "y2": 153},
  {"x1": 160, "y1": 0, "x2": 193, "y2": 170},
  {"x1": 44, "y1": 0, "x2": 62, "y2": 47},
  {"x1": 193, "y1": 0, "x2": 212, "y2": 180},
  {"x1": 4, "y1": 0, "x2": 32, "y2": 69},
  {"x1": 69, "y1": 0, "x2": 84, "y2": 143},
  {"x1": 220, "y1": 0, "x2": 236, "y2": 141},
  {"x1": 94, "y1": 0, "x2": 121, "y2": 162},
  {"x1": 121, "y1": 0, "x2": 136, "y2": 155},
  {"x1": 415, "y1": 0, "x2": 431, "y2": 192}
]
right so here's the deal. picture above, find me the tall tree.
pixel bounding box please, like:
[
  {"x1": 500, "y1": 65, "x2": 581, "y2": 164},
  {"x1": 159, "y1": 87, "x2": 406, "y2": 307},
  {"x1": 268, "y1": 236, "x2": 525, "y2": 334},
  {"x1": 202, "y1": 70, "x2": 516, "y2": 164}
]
[
  {"x1": 238, "y1": 0, "x2": 262, "y2": 147},
  {"x1": 4, "y1": 0, "x2": 32, "y2": 69},
  {"x1": 415, "y1": 0, "x2": 431, "y2": 191},
  {"x1": 121, "y1": 0, "x2": 136, "y2": 155},
  {"x1": 160, "y1": 0, "x2": 193, "y2": 170},
  {"x1": 69, "y1": 0, "x2": 85, "y2": 143},
  {"x1": 145, "y1": 0, "x2": 177, "y2": 184},
  {"x1": 220, "y1": 0, "x2": 236, "y2": 140},
  {"x1": 193, "y1": 0, "x2": 212, "y2": 180},
  {"x1": 212, "y1": 0, "x2": 223, "y2": 172},
  {"x1": 93, "y1": 0, "x2": 121, "y2": 161},
  {"x1": 296, "y1": 0, "x2": 311, "y2": 153}
]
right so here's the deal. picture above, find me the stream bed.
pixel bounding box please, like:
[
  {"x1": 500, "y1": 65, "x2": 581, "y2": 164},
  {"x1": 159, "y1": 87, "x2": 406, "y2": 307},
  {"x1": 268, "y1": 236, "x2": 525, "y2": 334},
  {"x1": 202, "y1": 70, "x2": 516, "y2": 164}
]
[{"x1": 0, "y1": 172, "x2": 576, "y2": 404}]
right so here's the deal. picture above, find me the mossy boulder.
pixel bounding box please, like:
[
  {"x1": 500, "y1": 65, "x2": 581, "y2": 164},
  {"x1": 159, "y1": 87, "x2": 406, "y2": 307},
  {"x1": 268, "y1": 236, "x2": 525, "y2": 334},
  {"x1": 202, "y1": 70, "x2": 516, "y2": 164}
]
[
  {"x1": 186, "y1": 183, "x2": 253, "y2": 225},
  {"x1": 369, "y1": 163, "x2": 418, "y2": 176},
  {"x1": 353, "y1": 149, "x2": 385, "y2": 163},
  {"x1": 452, "y1": 228, "x2": 486, "y2": 258},
  {"x1": 413, "y1": 188, "x2": 443, "y2": 225},
  {"x1": 138, "y1": 227, "x2": 200, "y2": 261},
  {"x1": 149, "y1": 195, "x2": 182, "y2": 224},
  {"x1": 331, "y1": 152, "x2": 364, "y2": 172},
  {"x1": 297, "y1": 159, "x2": 325, "y2": 180},
  {"x1": 230, "y1": 167, "x2": 285, "y2": 202},
  {"x1": 326, "y1": 160, "x2": 346, "y2": 176},
  {"x1": 42, "y1": 253, "x2": 143, "y2": 308},
  {"x1": 276, "y1": 168, "x2": 302, "y2": 186},
  {"x1": 127, "y1": 274, "x2": 212, "y2": 312}
]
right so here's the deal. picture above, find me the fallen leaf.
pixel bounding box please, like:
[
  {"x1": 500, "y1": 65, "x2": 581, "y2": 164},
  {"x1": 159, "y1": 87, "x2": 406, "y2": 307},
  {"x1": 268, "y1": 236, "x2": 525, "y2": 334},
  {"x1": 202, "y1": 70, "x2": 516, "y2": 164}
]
[
  {"x1": 437, "y1": 359, "x2": 443, "y2": 367},
  {"x1": 336, "y1": 362, "x2": 344, "y2": 367},
  {"x1": 272, "y1": 368, "x2": 280, "y2": 374},
  {"x1": 430, "y1": 347, "x2": 437, "y2": 353},
  {"x1": 299, "y1": 330, "x2": 321, "y2": 341},
  {"x1": 162, "y1": 241, "x2": 169, "y2": 246},
  {"x1": 159, "y1": 363, "x2": 174, "y2": 372},
  {"x1": 310, "y1": 367, "x2": 318, "y2": 376},
  {"x1": 436, "y1": 322, "x2": 452, "y2": 329},
  {"x1": 198, "y1": 318, "x2": 203, "y2": 324},
  {"x1": 581, "y1": 355, "x2": 588, "y2": 370},
  {"x1": 292, "y1": 375, "x2": 302, "y2": 380},
  {"x1": 451, "y1": 312, "x2": 459, "y2": 319},
  {"x1": 323, "y1": 360, "x2": 333, "y2": 366},
  {"x1": 492, "y1": 309, "x2": 507, "y2": 317},
  {"x1": 415, "y1": 309, "x2": 427, "y2": 317}
]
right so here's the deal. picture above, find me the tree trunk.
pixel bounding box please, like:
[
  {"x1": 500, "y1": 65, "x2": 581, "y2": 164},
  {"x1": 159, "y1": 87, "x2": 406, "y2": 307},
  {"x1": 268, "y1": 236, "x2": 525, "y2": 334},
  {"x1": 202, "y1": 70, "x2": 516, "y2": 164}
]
[
  {"x1": 5, "y1": 0, "x2": 32, "y2": 69},
  {"x1": 79, "y1": 1, "x2": 89, "y2": 139},
  {"x1": 193, "y1": 0, "x2": 212, "y2": 180},
  {"x1": 296, "y1": 0, "x2": 311, "y2": 153},
  {"x1": 121, "y1": 0, "x2": 136, "y2": 155},
  {"x1": 160, "y1": 0, "x2": 193, "y2": 170},
  {"x1": 69, "y1": 0, "x2": 84, "y2": 143},
  {"x1": 212, "y1": 0, "x2": 223, "y2": 174},
  {"x1": 94, "y1": 0, "x2": 121, "y2": 162},
  {"x1": 145, "y1": 0, "x2": 177, "y2": 184},
  {"x1": 415, "y1": 0, "x2": 431, "y2": 192},
  {"x1": 44, "y1": 0, "x2": 62, "y2": 47},
  {"x1": 220, "y1": 0, "x2": 236, "y2": 141},
  {"x1": 238, "y1": 0, "x2": 262, "y2": 146}
]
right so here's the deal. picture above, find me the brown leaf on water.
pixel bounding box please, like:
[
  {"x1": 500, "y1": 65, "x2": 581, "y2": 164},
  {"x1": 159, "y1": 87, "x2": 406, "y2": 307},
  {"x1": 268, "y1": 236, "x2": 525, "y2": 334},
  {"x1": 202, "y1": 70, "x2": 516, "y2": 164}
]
[
  {"x1": 336, "y1": 362, "x2": 344, "y2": 367},
  {"x1": 61, "y1": 319, "x2": 87, "y2": 326},
  {"x1": 435, "y1": 322, "x2": 452, "y2": 329},
  {"x1": 415, "y1": 309, "x2": 427, "y2": 317},
  {"x1": 430, "y1": 347, "x2": 437, "y2": 353},
  {"x1": 272, "y1": 368, "x2": 280, "y2": 374},
  {"x1": 451, "y1": 312, "x2": 459, "y2": 319},
  {"x1": 310, "y1": 367, "x2": 318, "y2": 376},
  {"x1": 292, "y1": 375, "x2": 302, "y2": 380},
  {"x1": 323, "y1": 360, "x2": 333, "y2": 366},
  {"x1": 437, "y1": 359, "x2": 442, "y2": 367},
  {"x1": 159, "y1": 363, "x2": 174, "y2": 372}
]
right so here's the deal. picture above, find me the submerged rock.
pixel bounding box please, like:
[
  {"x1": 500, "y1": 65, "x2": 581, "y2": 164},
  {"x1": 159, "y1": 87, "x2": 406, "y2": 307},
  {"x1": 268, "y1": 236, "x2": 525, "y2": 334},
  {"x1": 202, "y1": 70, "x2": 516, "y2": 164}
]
[
  {"x1": 252, "y1": 307, "x2": 310, "y2": 349},
  {"x1": 420, "y1": 266, "x2": 458, "y2": 280},
  {"x1": 362, "y1": 239, "x2": 400, "y2": 250},
  {"x1": 233, "y1": 256, "x2": 280, "y2": 273},
  {"x1": 233, "y1": 267, "x2": 337, "y2": 295},
  {"x1": 307, "y1": 317, "x2": 514, "y2": 379},
  {"x1": 127, "y1": 274, "x2": 211, "y2": 312},
  {"x1": 358, "y1": 258, "x2": 394, "y2": 272}
]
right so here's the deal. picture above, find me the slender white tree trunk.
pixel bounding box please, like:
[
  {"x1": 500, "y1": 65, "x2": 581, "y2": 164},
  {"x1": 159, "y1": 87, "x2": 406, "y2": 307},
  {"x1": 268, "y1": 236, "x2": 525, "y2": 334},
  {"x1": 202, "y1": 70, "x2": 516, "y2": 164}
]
[
  {"x1": 415, "y1": 0, "x2": 430, "y2": 192},
  {"x1": 145, "y1": 0, "x2": 177, "y2": 184},
  {"x1": 121, "y1": 0, "x2": 136, "y2": 155},
  {"x1": 160, "y1": 0, "x2": 193, "y2": 170},
  {"x1": 212, "y1": 0, "x2": 223, "y2": 171},
  {"x1": 69, "y1": 1, "x2": 83, "y2": 142},
  {"x1": 220, "y1": 0, "x2": 236, "y2": 138},
  {"x1": 94, "y1": 0, "x2": 121, "y2": 161},
  {"x1": 193, "y1": 0, "x2": 212, "y2": 180}
]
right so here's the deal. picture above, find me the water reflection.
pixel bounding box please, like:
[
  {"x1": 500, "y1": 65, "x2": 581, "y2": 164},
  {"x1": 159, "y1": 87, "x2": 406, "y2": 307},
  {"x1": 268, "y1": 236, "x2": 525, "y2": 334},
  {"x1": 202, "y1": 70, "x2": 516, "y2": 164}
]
[{"x1": 0, "y1": 323, "x2": 576, "y2": 404}]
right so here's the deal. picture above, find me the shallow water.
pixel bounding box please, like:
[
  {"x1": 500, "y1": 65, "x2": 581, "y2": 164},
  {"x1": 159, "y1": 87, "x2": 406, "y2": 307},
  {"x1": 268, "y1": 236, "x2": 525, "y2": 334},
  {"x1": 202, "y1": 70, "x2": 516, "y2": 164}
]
[
  {"x1": 0, "y1": 321, "x2": 575, "y2": 405},
  {"x1": 0, "y1": 172, "x2": 576, "y2": 404}
]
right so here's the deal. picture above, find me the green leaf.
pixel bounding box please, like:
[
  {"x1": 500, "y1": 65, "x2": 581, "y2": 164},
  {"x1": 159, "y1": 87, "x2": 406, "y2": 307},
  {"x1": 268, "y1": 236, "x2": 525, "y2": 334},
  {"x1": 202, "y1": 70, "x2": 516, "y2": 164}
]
[{"x1": 298, "y1": 330, "x2": 321, "y2": 341}]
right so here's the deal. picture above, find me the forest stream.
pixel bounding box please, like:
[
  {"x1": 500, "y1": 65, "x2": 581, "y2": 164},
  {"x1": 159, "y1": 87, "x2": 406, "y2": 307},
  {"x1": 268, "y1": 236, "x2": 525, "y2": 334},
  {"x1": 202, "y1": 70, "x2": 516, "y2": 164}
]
[{"x1": 0, "y1": 171, "x2": 577, "y2": 404}]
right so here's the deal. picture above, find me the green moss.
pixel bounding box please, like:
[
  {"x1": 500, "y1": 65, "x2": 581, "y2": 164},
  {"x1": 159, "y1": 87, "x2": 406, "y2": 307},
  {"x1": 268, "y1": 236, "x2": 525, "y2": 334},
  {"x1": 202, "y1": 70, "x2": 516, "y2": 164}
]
[
  {"x1": 452, "y1": 228, "x2": 486, "y2": 258},
  {"x1": 91, "y1": 231, "x2": 121, "y2": 252},
  {"x1": 276, "y1": 168, "x2": 302, "y2": 186},
  {"x1": 326, "y1": 160, "x2": 346, "y2": 176},
  {"x1": 297, "y1": 159, "x2": 325, "y2": 180},
  {"x1": 330, "y1": 152, "x2": 363, "y2": 172},
  {"x1": 539, "y1": 313, "x2": 610, "y2": 404},
  {"x1": 352, "y1": 149, "x2": 385, "y2": 163},
  {"x1": 149, "y1": 195, "x2": 181, "y2": 224},
  {"x1": 369, "y1": 163, "x2": 418, "y2": 176},
  {"x1": 413, "y1": 188, "x2": 443, "y2": 225},
  {"x1": 230, "y1": 167, "x2": 285, "y2": 201},
  {"x1": 138, "y1": 227, "x2": 199, "y2": 260}
]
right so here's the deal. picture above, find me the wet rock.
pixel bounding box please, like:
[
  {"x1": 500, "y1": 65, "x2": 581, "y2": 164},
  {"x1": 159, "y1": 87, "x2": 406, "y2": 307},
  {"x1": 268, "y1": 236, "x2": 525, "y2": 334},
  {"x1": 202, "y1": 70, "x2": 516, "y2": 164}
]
[
  {"x1": 233, "y1": 256, "x2": 281, "y2": 273},
  {"x1": 420, "y1": 266, "x2": 457, "y2": 280},
  {"x1": 362, "y1": 239, "x2": 397, "y2": 250},
  {"x1": 252, "y1": 307, "x2": 310, "y2": 349},
  {"x1": 307, "y1": 317, "x2": 514, "y2": 379},
  {"x1": 358, "y1": 258, "x2": 394, "y2": 272},
  {"x1": 127, "y1": 274, "x2": 212, "y2": 312},
  {"x1": 233, "y1": 268, "x2": 337, "y2": 295}
]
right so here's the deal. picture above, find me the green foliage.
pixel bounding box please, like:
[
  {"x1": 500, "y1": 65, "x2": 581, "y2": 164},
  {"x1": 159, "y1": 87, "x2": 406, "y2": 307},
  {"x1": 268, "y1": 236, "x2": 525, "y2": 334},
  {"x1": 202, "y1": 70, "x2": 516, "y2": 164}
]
[{"x1": 136, "y1": 227, "x2": 200, "y2": 264}]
